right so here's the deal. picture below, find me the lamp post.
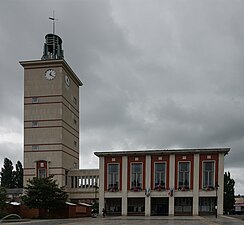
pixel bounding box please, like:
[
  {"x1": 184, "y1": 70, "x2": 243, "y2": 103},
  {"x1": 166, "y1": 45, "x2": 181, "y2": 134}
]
[{"x1": 215, "y1": 182, "x2": 219, "y2": 218}]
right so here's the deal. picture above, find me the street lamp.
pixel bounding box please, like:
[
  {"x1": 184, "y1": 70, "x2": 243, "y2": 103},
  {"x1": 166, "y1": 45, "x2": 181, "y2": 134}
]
[{"x1": 215, "y1": 182, "x2": 219, "y2": 218}]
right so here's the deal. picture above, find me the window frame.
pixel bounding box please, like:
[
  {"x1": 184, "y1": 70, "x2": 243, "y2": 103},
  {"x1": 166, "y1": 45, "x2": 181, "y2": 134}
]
[
  {"x1": 38, "y1": 168, "x2": 47, "y2": 178},
  {"x1": 178, "y1": 161, "x2": 191, "y2": 190},
  {"x1": 32, "y1": 121, "x2": 38, "y2": 127},
  {"x1": 154, "y1": 162, "x2": 167, "y2": 190},
  {"x1": 202, "y1": 160, "x2": 215, "y2": 190},
  {"x1": 32, "y1": 145, "x2": 39, "y2": 151},
  {"x1": 130, "y1": 162, "x2": 143, "y2": 191},
  {"x1": 32, "y1": 97, "x2": 38, "y2": 103},
  {"x1": 107, "y1": 163, "x2": 120, "y2": 191}
]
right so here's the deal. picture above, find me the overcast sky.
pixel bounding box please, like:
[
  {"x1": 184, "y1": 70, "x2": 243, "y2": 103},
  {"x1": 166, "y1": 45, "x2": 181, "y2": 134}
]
[{"x1": 1, "y1": 0, "x2": 244, "y2": 194}]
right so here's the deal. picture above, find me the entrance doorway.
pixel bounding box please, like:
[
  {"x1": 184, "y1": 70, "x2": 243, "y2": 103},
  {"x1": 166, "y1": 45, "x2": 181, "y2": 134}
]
[
  {"x1": 151, "y1": 197, "x2": 169, "y2": 216},
  {"x1": 174, "y1": 197, "x2": 193, "y2": 215},
  {"x1": 128, "y1": 198, "x2": 145, "y2": 216},
  {"x1": 105, "y1": 198, "x2": 122, "y2": 216},
  {"x1": 199, "y1": 197, "x2": 215, "y2": 215}
]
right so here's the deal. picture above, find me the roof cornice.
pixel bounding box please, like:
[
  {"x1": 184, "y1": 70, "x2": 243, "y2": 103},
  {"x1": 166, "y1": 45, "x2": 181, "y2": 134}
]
[
  {"x1": 19, "y1": 59, "x2": 83, "y2": 86},
  {"x1": 94, "y1": 147, "x2": 230, "y2": 157}
]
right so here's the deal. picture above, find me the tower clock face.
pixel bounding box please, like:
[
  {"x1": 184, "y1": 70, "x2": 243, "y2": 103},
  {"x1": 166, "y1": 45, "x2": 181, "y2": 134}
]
[
  {"x1": 45, "y1": 69, "x2": 56, "y2": 80},
  {"x1": 65, "y1": 74, "x2": 71, "y2": 86}
]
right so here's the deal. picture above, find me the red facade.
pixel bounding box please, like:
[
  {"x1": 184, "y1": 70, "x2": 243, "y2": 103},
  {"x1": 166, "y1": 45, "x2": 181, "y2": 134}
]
[{"x1": 103, "y1": 153, "x2": 220, "y2": 191}]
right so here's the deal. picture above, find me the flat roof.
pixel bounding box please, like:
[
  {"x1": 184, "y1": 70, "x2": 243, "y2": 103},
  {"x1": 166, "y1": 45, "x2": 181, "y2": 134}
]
[{"x1": 94, "y1": 147, "x2": 230, "y2": 157}]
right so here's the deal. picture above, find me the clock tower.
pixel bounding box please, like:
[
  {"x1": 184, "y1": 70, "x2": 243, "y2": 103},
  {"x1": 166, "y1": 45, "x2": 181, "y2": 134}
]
[{"x1": 20, "y1": 33, "x2": 82, "y2": 187}]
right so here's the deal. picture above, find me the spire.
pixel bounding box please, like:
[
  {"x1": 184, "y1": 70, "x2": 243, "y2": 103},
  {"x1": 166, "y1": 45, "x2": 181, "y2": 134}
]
[
  {"x1": 49, "y1": 10, "x2": 57, "y2": 34},
  {"x1": 41, "y1": 11, "x2": 64, "y2": 60}
]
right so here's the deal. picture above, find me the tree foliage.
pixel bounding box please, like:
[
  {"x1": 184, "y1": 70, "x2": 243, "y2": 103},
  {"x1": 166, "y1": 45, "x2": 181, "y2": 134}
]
[
  {"x1": 0, "y1": 158, "x2": 14, "y2": 188},
  {"x1": 22, "y1": 176, "x2": 67, "y2": 210},
  {"x1": 0, "y1": 186, "x2": 6, "y2": 211},
  {"x1": 224, "y1": 171, "x2": 235, "y2": 213},
  {"x1": 0, "y1": 158, "x2": 23, "y2": 188},
  {"x1": 13, "y1": 161, "x2": 23, "y2": 188}
]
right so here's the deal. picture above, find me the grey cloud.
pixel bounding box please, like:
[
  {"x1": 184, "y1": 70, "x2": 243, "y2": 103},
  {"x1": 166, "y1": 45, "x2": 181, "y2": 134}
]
[{"x1": 1, "y1": 0, "x2": 244, "y2": 194}]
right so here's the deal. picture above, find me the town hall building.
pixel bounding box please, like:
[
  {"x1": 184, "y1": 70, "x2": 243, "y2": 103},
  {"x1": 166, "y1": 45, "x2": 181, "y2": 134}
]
[
  {"x1": 95, "y1": 148, "x2": 230, "y2": 216},
  {"x1": 20, "y1": 31, "x2": 230, "y2": 216}
]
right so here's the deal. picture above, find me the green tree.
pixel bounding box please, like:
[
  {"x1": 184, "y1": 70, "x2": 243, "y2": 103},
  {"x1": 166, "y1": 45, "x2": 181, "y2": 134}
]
[
  {"x1": 0, "y1": 158, "x2": 14, "y2": 188},
  {"x1": 22, "y1": 176, "x2": 67, "y2": 211},
  {"x1": 13, "y1": 161, "x2": 23, "y2": 188},
  {"x1": 0, "y1": 186, "x2": 7, "y2": 211},
  {"x1": 224, "y1": 171, "x2": 235, "y2": 214}
]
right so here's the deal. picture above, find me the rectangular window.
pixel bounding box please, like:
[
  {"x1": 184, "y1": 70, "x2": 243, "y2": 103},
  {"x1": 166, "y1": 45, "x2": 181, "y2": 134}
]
[
  {"x1": 178, "y1": 162, "x2": 190, "y2": 190},
  {"x1": 154, "y1": 162, "x2": 166, "y2": 190},
  {"x1": 203, "y1": 161, "x2": 214, "y2": 189},
  {"x1": 38, "y1": 168, "x2": 46, "y2": 178},
  {"x1": 108, "y1": 164, "x2": 119, "y2": 191},
  {"x1": 131, "y1": 163, "x2": 142, "y2": 190},
  {"x1": 32, "y1": 121, "x2": 38, "y2": 127},
  {"x1": 32, "y1": 145, "x2": 39, "y2": 150},
  {"x1": 32, "y1": 97, "x2": 38, "y2": 103}
]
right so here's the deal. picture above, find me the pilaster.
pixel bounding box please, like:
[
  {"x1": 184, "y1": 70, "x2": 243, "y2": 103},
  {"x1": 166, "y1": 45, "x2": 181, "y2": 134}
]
[
  {"x1": 145, "y1": 155, "x2": 151, "y2": 216},
  {"x1": 218, "y1": 153, "x2": 225, "y2": 215},
  {"x1": 122, "y1": 156, "x2": 128, "y2": 216},
  {"x1": 169, "y1": 154, "x2": 175, "y2": 216},
  {"x1": 193, "y1": 153, "x2": 199, "y2": 215},
  {"x1": 99, "y1": 156, "x2": 105, "y2": 215}
]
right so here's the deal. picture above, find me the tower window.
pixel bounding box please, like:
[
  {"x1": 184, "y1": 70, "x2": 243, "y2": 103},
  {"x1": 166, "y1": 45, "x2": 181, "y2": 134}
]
[
  {"x1": 74, "y1": 141, "x2": 77, "y2": 147},
  {"x1": 32, "y1": 97, "x2": 38, "y2": 103},
  {"x1": 73, "y1": 119, "x2": 77, "y2": 125},
  {"x1": 37, "y1": 161, "x2": 47, "y2": 178},
  {"x1": 32, "y1": 121, "x2": 38, "y2": 127},
  {"x1": 32, "y1": 145, "x2": 39, "y2": 150},
  {"x1": 38, "y1": 168, "x2": 47, "y2": 178}
]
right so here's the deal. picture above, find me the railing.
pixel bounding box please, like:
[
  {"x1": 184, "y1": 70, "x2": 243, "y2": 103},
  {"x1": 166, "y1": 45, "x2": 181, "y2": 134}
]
[{"x1": 0, "y1": 214, "x2": 21, "y2": 223}]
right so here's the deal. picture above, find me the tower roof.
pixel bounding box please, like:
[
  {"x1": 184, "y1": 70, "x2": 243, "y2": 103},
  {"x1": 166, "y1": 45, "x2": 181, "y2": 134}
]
[{"x1": 41, "y1": 33, "x2": 64, "y2": 60}]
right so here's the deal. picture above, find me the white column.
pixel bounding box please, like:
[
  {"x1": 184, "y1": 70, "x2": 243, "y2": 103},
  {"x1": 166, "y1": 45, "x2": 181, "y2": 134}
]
[
  {"x1": 145, "y1": 155, "x2": 151, "y2": 216},
  {"x1": 169, "y1": 154, "x2": 175, "y2": 216},
  {"x1": 218, "y1": 153, "x2": 225, "y2": 215},
  {"x1": 122, "y1": 156, "x2": 128, "y2": 216},
  {"x1": 99, "y1": 157, "x2": 105, "y2": 215},
  {"x1": 193, "y1": 153, "x2": 199, "y2": 215}
]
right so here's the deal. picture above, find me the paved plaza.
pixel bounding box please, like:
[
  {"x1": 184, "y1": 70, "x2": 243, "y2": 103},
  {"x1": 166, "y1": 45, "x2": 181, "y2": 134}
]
[{"x1": 1, "y1": 215, "x2": 244, "y2": 225}]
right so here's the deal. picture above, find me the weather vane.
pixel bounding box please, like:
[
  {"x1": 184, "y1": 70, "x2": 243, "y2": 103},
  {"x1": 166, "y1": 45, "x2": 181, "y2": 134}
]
[{"x1": 49, "y1": 10, "x2": 58, "y2": 34}]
